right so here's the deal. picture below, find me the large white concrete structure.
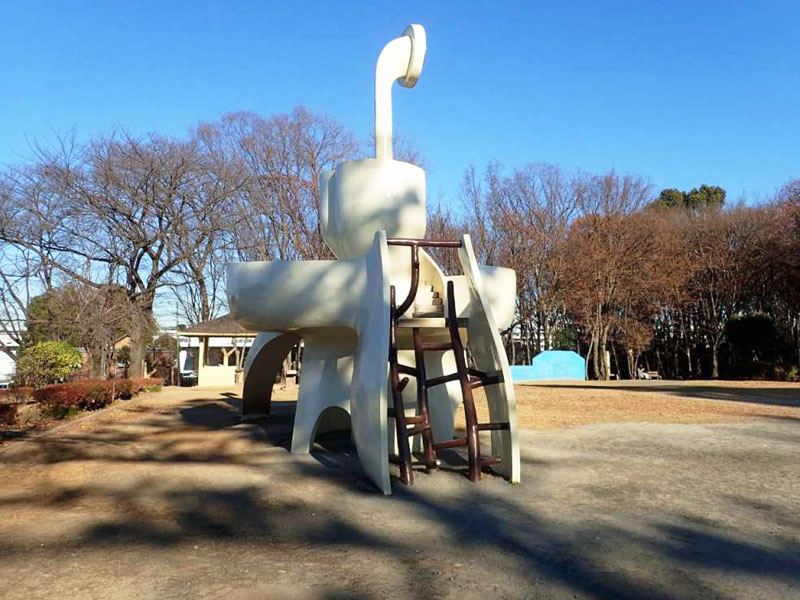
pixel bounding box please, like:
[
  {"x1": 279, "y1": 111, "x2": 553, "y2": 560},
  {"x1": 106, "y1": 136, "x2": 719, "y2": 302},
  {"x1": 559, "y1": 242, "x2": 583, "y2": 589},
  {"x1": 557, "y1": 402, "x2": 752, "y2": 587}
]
[{"x1": 227, "y1": 24, "x2": 519, "y2": 494}]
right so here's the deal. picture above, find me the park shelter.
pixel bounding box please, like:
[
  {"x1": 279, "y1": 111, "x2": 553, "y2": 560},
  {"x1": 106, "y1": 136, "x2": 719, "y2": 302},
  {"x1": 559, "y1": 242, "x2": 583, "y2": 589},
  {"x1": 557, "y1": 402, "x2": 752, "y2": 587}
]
[{"x1": 179, "y1": 314, "x2": 256, "y2": 387}]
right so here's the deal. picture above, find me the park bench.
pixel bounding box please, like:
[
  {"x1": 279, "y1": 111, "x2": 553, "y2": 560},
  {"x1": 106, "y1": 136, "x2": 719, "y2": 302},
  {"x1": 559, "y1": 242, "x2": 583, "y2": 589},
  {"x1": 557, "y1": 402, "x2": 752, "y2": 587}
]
[{"x1": 645, "y1": 370, "x2": 662, "y2": 380}]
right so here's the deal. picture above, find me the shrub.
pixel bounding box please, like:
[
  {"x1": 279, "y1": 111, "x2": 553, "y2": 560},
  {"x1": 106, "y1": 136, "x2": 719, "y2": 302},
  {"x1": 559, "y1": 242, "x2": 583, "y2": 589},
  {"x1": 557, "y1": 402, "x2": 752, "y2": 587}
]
[
  {"x1": 774, "y1": 365, "x2": 800, "y2": 383},
  {"x1": 131, "y1": 378, "x2": 163, "y2": 394},
  {"x1": 17, "y1": 342, "x2": 82, "y2": 389},
  {"x1": 32, "y1": 377, "x2": 164, "y2": 419},
  {"x1": 115, "y1": 379, "x2": 134, "y2": 399},
  {"x1": 34, "y1": 380, "x2": 113, "y2": 413},
  {"x1": 0, "y1": 387, "x2": 33, "y2": 403},
  {"x1": 0, "y1": 403, "x2": 18, "y2": 427}
]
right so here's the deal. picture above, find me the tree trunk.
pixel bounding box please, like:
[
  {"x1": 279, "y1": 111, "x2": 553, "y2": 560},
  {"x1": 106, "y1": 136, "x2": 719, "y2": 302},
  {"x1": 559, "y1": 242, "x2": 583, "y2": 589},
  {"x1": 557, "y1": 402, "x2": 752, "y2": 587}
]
[
  {"x1": 599, "y1": 326, "x2": 610, "y2": 380},
  {"x1": 670, "y1": 347, "x2": 678, "y2": 379},
  {"x1": 611, "y1": 344, "x2": 621, "y2": 380},
  {"x1": 542, "y1": 314, "x2": 551, "y2": 352},
  {"x1": 626, "y1": 349, "x2": 634, "y2": 379},
  {"x1": 626, "y1": 349, "x2": 639, "y2": 380},
  {"x1": 682, "y1": 314, "x2": 693, "y2": 378},
  {"x1": 525, "y1": 322, "x2": 532, "y2": 364},
  {"x1": 794, "y1": 316, "x2": 800, "y2": 368},
  {"x1": 656, "y1": 348, "x2": 665, "y2": 379},
  {"x1": 711, "y1": 347, "x2": 720, "y2": 379},
  {"x1": 511, "y1": 332, "x2": 516, "y2": 365},
  {"x1": 128, "y1": 308, "x2": 152, "y2": 379},
  {"x1": 129, "y1": 330, "x2": 145, "y2": 378},
  {"x1": 197, "y1": 275, "x2": 210, "y2": 322},
  {"x1": 521, "y1": 322, "x2": 527, "y2": 365},
  {"x1": 684, "y1": 346, "x2": 691, "y2": 378}
]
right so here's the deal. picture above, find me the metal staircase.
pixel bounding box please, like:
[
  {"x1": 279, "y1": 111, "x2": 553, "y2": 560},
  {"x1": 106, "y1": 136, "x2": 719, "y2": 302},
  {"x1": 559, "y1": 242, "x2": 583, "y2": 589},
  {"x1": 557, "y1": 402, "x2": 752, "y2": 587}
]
[{"x1": 386, "y1": 238, "x2": 510, "y2": 484}]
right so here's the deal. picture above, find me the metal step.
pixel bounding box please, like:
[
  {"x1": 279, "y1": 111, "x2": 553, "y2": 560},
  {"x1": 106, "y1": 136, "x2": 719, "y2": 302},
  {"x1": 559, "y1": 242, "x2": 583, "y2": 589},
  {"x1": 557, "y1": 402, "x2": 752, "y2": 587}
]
[
  {"x1": 426, "y1": 372, "x2": 460, "y2": 388},
  {"x1": 420, "y1": 342, "x2": 454, "y2": 352},
  {"x1": 469, "y1": 374, "x2": 503, "y2": 389},
  {"x1": 405, "y1": 424, "x2": 430, "y2": 436},
  {"x1": 477, "y1": 422, "x2": 510, "y2": 431},
  {"x1": 396, "y1": 363, "x2": 418, "y2": 376},
  {"x1": 432, "y1": 437, "x2": 468, "y2": 450}
]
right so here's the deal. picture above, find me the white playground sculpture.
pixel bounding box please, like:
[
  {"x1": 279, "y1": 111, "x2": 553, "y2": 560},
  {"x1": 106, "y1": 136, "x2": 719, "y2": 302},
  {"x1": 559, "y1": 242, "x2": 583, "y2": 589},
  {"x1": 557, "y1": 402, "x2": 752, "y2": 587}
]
[{"x1": 227, "y1": 24, "x2": 520, "y2": 494}]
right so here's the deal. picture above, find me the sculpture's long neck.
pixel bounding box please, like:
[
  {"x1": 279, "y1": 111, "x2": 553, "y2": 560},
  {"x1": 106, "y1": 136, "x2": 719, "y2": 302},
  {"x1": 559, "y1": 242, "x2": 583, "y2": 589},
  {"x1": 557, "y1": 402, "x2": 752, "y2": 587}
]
[{"x1": 374, "y1": 35, "x2": 412, "y2": 161}]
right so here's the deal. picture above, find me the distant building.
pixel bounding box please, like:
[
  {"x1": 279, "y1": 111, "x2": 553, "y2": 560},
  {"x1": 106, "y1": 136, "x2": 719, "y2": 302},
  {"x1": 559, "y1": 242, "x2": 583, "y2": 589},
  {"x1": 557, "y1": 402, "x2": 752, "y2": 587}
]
[
  {"x1": 114, "y1": 335, "x2": 131, "y2": 351},
  {"x1": 178, "y1": 314, "x2": 257, "y2": 387},
  {"x1": 0, "y1": 334, "x2": 19, "y2": 384}
]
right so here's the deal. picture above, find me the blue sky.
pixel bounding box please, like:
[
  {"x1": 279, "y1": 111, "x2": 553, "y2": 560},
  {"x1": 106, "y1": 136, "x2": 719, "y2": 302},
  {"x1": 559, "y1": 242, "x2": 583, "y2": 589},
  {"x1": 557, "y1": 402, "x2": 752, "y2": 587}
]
[{"x1": 1, "y1": 1, "x2": 798, "y2": 204}]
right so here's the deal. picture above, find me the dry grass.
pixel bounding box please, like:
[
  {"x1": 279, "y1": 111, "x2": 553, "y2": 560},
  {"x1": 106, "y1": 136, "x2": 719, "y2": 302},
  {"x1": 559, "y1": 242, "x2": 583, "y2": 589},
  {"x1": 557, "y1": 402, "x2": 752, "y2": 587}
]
[
  {"x1": 471, "y1": 380, "x2": 800, "y2": 430},
  {"x1": 273, "y1": 378, "x2": 800, "y2": 431}
]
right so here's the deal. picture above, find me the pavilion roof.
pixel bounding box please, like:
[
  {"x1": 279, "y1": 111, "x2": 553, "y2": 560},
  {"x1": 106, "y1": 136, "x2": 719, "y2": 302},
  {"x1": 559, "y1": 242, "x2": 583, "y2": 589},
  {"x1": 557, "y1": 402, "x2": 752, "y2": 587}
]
[{"x1": 180, "y1": 314, "x2": 257, "y2": 337}]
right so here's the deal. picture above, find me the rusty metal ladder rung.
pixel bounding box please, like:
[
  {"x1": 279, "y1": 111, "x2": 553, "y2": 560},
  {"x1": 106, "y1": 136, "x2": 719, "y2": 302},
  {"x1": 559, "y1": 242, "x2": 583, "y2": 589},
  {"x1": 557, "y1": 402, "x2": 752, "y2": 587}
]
[
  {"x1": 432, "y1": 279, "x2": 508, "y2": 481},
  {"x1": 388, "y1": 286, "x2": 437, "y2": 485}
]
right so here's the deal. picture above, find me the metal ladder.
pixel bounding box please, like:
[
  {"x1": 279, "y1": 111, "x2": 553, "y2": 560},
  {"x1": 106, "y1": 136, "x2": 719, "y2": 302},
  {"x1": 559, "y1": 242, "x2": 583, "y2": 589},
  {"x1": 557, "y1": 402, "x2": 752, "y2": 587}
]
[{"x1": 386, "y1": 238, "x2": 510, "y2": 484}]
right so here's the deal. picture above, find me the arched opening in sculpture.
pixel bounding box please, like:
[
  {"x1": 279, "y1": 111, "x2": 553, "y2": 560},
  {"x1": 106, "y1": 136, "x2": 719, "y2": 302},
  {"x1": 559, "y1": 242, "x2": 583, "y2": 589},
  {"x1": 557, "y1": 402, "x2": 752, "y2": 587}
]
[
  {"x1": 240, "y1": 331, "x2": 302, "y2": 419},
  {"x1": 311, "y1": 406, "x2": 352, "y2": 444}
]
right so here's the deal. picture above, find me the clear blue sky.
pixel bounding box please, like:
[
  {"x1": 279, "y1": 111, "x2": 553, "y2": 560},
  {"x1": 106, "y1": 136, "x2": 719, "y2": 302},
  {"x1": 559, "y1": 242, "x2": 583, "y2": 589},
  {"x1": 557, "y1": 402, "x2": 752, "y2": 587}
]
[{"x1": 1, "y1": 1, "x2": 798, "y2": 204}]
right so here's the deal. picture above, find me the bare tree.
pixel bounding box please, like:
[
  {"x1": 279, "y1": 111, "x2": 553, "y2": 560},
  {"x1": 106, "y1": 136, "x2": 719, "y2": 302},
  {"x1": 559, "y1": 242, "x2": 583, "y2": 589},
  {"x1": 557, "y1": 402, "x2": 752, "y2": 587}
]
[
  {"x1": 0, "y1": 132, "x2": 219, "y2": 376},
  {"x1": 562, "y1": 172, "x2": 653, "y2": 379},
  {"x1": 0, "y1": 107, "x2": 360, "y2": 374},
  {"x1": 459, "y1": 164, "x2": 504, "y2": 265},
  {"x1": 775, "y1": 184, "x2": 800, "y2": 366},
  {"x1": 425, "y1": 198, "x2": 465, "y2": 275},
  {"x1": 499, "y1": 164, "x2": 578, "y2": 356},
  {"x1": 166, "y1": 136, "x2": 244, "y2": 324},
  {"x1": 681, "y1": 206, "x2": 762, "y2": 378},
  {"x1": 196, "y1": 107, "x2": 358, "y2": 263},
  {"x1": 0, "y1": 244, "x2": 46, "y2": 362}
]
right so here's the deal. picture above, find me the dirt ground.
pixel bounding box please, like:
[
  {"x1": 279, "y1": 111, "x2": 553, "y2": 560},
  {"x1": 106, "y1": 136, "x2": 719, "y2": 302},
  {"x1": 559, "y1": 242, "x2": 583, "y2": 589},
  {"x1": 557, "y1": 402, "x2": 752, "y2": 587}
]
[
  {"x1": 0, "y1": 382, "x2": 798, "y2": 599},
  {"x1": 272, "y1": 379, "x2": 800, "y2": 430}
]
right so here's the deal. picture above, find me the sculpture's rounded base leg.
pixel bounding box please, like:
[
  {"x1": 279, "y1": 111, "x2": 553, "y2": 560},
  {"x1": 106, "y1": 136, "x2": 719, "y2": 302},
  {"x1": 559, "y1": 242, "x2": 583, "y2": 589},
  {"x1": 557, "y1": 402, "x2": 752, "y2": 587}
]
[{"x1": 290, "y1": 328, "x2": 357, "y2": 455}]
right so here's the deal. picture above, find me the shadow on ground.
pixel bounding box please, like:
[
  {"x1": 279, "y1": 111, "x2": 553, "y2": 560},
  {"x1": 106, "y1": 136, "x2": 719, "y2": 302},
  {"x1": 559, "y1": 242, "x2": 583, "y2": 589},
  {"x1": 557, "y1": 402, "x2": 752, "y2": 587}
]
[{"x1": 0, "y1": 390, "x2": 798, "y2": 599}]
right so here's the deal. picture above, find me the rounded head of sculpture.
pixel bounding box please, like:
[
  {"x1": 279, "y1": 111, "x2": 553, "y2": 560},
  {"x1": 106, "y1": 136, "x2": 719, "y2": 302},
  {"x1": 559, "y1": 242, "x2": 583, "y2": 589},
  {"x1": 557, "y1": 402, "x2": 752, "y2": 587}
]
[
  {"x1": 319, "y1": 23, "x2": 428, "y2": 259},
  {"x1": 321, "y1": 158, "x2": 426, "y2": 259},
  {"x1": 397, "y1": 24, "x2": 426, "y2": 88}
]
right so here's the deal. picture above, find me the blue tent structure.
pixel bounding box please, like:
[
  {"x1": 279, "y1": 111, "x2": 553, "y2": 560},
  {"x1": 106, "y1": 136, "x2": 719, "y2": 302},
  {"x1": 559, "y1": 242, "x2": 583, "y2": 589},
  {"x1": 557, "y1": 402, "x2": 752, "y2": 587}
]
[{"x1": 510, "y1": 350, "x2": 586, "y2": 381}]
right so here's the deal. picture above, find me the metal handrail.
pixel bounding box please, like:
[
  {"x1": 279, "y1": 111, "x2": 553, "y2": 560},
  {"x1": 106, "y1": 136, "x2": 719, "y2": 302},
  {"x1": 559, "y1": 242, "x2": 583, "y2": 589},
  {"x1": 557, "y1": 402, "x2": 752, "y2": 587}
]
[{"x1": 386, "y1": 237, "x2": 462, "y2": 317}]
